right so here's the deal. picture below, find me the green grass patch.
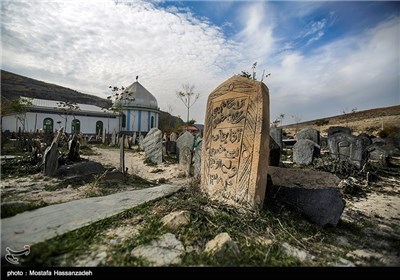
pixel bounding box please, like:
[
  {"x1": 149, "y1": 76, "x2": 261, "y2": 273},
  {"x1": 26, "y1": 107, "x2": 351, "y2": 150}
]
[{"x1": 1, "y1": 201, "x2": 49, "y2": 218}]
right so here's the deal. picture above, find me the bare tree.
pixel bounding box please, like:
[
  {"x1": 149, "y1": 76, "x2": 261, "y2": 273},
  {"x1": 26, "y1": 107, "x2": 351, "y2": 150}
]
[
  {"x1": 291, "y1": 114, "x2": 303, "y2": 134},
  {"x1": 176, "y1": 84, "x2": 200, "y2": 124},
  {"x1": 271, "y1": 113, "x2": 285, "y2": 127},
  {"x1": 57, "y1": 101, "x2": 80, "y2": 130}
]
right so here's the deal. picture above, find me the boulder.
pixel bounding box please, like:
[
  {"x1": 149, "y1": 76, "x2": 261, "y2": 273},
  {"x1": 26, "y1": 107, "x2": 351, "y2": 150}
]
[{"x1": 204, "y1": 232, "x2": 239, "y2": 256}]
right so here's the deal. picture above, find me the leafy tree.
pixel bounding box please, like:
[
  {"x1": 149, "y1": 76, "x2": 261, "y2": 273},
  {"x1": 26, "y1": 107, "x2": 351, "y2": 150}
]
[
  {"x1": 176, "y1": 84, "x2": 200, "y2": 124},
  {"x1": 1, "y1": 97, "x2": 33, "y2": 133}
]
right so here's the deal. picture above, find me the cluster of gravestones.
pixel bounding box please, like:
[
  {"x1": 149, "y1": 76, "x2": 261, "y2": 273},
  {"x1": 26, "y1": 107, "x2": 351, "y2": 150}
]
[
  {"x1": 270, "y1": 126, "x2": 397, "y2": 168},
  {"x1": 140, "y1": 128, "x2": 202, "y2": 178},
  {"x1": 43, "y1": 128, "x2": 84, "y2": 176},
  {"x1": 110, "y1": 129, "x2": 137, "y2": 149}
]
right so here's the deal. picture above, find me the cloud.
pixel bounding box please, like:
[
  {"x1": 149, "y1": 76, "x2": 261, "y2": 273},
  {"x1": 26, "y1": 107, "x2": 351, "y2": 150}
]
[
  {"x1": 268, "y1": 16, "x2": 400, "y2": 122},
  {"x1": 1, "y1": 0, "x2": 399, "y2": 126},
  {"x1": 1, "y1": 0, "x2": 239, "y2": 122}
]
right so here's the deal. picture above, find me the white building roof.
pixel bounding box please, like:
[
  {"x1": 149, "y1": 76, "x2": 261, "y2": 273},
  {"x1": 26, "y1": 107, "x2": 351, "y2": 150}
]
[{"x1": 22, "y1": 97, "x2": 116, "y2": 116}]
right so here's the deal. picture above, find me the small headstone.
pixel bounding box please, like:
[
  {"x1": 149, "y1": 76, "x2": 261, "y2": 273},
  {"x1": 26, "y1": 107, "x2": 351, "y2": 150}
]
[
  {"x1": 177, "y1": 131, "x2": 195, "y2": 176},
  {"x1": 67, "y1": 134, "x2": 80, "y2": 161},
  {"x1": 111, "y1": 130, "x2": 116, "y2": 146},
  {"x1": 142, "y1": 128, "x2": 163, "y2": 164},
  {"x1": 270, "y1": 127, "x2": 283, "y2": 148},
  {"x1": 297, "y1": 127, "x2": 320, "y2": 145},
  {"x1": 120, "y1": 135, "x2": 125, "y2": 173},
  {"x1": 138, "y1": 134, "x2": 144, "y2": 151},
  {"x1": 328, "y1": 133, "x2": 366, "y2": 169},
  {"x1": 102, "y1": 128, "x2": 106, "y2": 144},
  {"x1": 124, "y1": 136, "x2": 130, "y2": 149},
  {"x1": 193, "y1": 140, "x2": 202, "y2": 178},
  {"x1": 367, "y1": 145, "x2": 389, "y2": 165},
  {"x1": 327, "y1": 126, "x2": 351, "y2": 137},
  {"x1": 201, "y1": 76, "x2": 270, "y2": 209},
  {"x1": 293, "y1": 139, "x2": 320, "y2": 165},
  {"x1": 131, "y1": 133, "x2": 137, "y2": 146}
]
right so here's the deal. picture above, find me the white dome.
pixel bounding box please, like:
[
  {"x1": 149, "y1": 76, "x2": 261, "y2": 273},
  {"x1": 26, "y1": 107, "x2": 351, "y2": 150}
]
[{"x1": 114, "y1": 81, "x2": 158, "y2": 110}]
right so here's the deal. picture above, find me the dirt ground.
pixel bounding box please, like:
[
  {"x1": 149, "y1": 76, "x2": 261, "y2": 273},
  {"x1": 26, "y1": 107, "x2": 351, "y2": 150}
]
[{"x1": 0, "y1": 146, "x2": 187, "y2": 205}]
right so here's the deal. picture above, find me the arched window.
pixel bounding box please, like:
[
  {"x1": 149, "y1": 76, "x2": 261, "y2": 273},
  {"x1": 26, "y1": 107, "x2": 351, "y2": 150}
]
[
  {"x1": 150, "y1": 116, "x2": 154, "y2": 128},
  {"x1": 71, "y1": 119, "x2": 80, "y2": 135},
  {"x1": 43, "y1": 118, "x2": 53, "y2": 134},
  {"x1": 96, "y1": 121, "x2": 103, "y2": 136}
]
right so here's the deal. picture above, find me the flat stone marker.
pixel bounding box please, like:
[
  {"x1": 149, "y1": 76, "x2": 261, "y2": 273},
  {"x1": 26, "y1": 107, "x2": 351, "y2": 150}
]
[
  {"x1": 1, "y1": 184, "x2": 182, "y2": 257},
  {"x1": 201, "y1": 75, "x2": 270, "y2": 209},
  {"x1": 142, "y1": 128, "x2": 163, "y2": 164}
]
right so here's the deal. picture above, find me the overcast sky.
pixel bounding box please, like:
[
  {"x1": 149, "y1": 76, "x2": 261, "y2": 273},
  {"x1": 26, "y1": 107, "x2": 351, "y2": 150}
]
[{"x1": 2, "y1": 0, "x2": 399, "y2": 124}]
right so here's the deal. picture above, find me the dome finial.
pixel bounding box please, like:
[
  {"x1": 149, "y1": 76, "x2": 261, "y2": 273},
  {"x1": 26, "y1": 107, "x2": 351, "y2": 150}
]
[{"x1": 136, "y1": 75, "x2": 139, "y2": 82}]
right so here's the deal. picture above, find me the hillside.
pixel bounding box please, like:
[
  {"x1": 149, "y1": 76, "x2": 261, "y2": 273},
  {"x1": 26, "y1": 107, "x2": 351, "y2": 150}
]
[
  {"x1": 281, "y1": 105, "x2": 400, "y2": 136},
  {"x1": 1, "y1": 70, "x2": 111, "y2": 108}
]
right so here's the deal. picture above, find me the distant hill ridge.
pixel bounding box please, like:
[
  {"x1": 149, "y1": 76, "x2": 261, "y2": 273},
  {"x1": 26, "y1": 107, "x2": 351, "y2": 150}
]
[
  {"x1": 281, "y1": 105, "x2": 400, "y2": 129},
  {"x1": 1, "y1": 70, "x2": 111, "y2": 108}
]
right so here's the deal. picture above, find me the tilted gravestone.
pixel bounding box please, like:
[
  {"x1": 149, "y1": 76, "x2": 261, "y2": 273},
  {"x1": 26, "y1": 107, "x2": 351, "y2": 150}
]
[
  {"x1": 293, "y1": 139, "x2": 320, "y2": 165},
  {"x1": 67, "y1": 134, "x2": 80, "y2": 161},
  {"x1": 296, "y1": 127, "x2": 320, "y2": 145},
  {"x1": 43, "y1": 127, "x2": 64, "y2": 176},
  {"x1": 176, "y1": 131, "x2": 195, "y2": 176},
  {"x1": 201, "y1": 75, "x2": 270, "y2": 209},
  {"x1": 328, "y1": 133, "x2": 365, "y2": 169},
  {"x1": 142, "y1": 128, "x2": 163, "y2": 164}
]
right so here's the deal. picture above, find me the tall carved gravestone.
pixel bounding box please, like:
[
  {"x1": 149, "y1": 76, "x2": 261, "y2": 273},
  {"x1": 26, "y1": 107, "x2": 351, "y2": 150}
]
[
  {"x1": 201, "y1": 76, "x2": 270, "y2": 209},
  {"x1": 142, "y1": 128, "x2": 163, "y2": 164},
  {"x1": 176, "y1": 131, "x2": 195, "y2": 176}
]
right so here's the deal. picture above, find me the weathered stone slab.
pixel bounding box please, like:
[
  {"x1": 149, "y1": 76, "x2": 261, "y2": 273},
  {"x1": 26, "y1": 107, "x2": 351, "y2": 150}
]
[
  {"x1": 111, "y1": 129, "x2": 117, "y2": 146},
  {"x1": 67, "y1": 134, "x2": 80, "y2": 161},
  {"x1": 176, "y1": 131, "x2": 194, "y2": 176},
  {"x1": 293, "y1": 139, "x2": 320, "y2": 165},
  {"x1": 297, "y1": 127, "x2": 320, "y2": 145},
  {"x1": 166, "y1": 141, "x2": 177, "y2": 154},
  {"x1": 1, "y1": 184, "x2": 182, "y2": 257},
  {"x1": 328, "y1": 133, "x2": 366, "y2": 169},
  {"x1": 270, "y1": 127, "x2": 283, "y2": 148},
  {"x1": 367, "y1": 144, "x2": 389, "y2": 164},
  {"x1": 142, "y1": 128, "x2": 163, "y2": 164},
  {"x1": 120, "y1": 135, "x2": 125, "y2": 173},
  {"x1": 201, "y1": 76, "x2": 270, "y2": 209},
  {"x1": 266, "y1": 166, "x2": 345, "y2": 226}
]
